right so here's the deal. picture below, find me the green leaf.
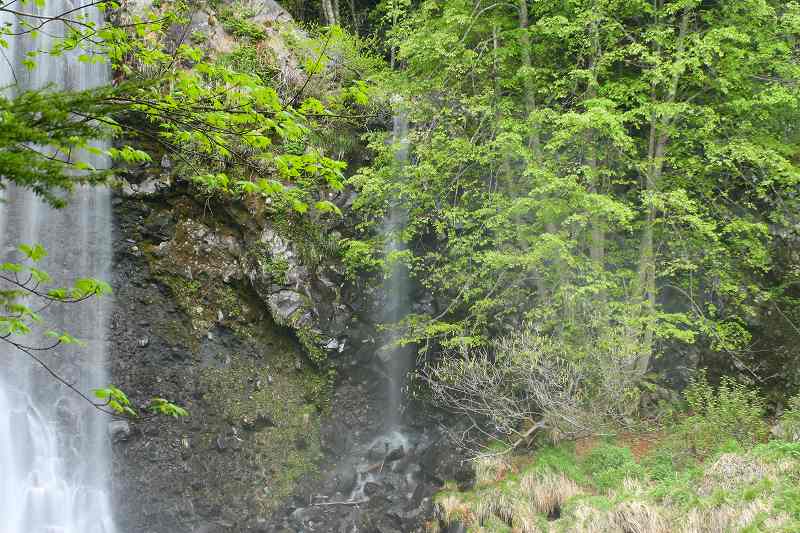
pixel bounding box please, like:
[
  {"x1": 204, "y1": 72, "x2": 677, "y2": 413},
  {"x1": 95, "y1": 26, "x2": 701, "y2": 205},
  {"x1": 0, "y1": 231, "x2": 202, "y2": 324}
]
[
  {"x1": 314, "y1": 200, "x2": 342, "y2": 216},
  {"x1": 18, "y1": 244, "x2": 47, "y2": 262}
]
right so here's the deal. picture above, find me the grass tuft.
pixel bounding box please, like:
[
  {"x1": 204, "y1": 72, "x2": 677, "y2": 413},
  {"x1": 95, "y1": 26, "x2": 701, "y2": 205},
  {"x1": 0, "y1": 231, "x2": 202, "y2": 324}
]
[
  {"x1": 474, "y1": 454, "x2": 513, "y2": 486},
  {"x1": 612, "y1": 500, "x2": 668, "y2": 533},
  {"x1": 520, "y1": 471, "x2": 582, "y2": 515}
]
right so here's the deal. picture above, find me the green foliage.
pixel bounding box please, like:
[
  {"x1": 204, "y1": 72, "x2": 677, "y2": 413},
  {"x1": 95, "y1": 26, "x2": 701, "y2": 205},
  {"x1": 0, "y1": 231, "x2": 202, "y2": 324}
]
[
  {"x1": 0, "y1": 2, "x2": 349, "y2": 216},
  {"x1": 296, "y1": 326, "x2": 326, "y2": 366},
  {"x1": 529, "y1": 441, "x2": 587, "y2": 485},
  {"x1": 347, "y1": 0, "x2": 800, "y2": 381},
  {"x1": 754, "y1": 440, "x2": 800, "y2": 461},
  {"x1": 584, "y1": 443, "x2": 644, "y2": 492},
  {"x1": 218, "y1": 6, "x2": 266, "y2": 41},
  {"x1": 0, "y1": 244, "x2": 111, "y2": 337},
  {"x1": 93, "y1": 386, "x2": 137, "y2": 417},
  {"x1": 0, "y1": 88, "x2": 116, "y2": 206},
  {"x1": 775, "y1": 393, "x2": 800, "y2": 442},
  {"x1": 147, "y1": 397, "x2": 189, "y2": 418},
  {"x1": 220, "y1": 44, "x2": 278, "y2": 85},
  {"x1": 263, "y1": 257, "x2": 290, "y2": 285},
  {"x1": 676, "y1": 373, "x2": 768, "y2": 458},
  {"x1": 339, "y1": 238, "x2": 381, "y2": 279}
]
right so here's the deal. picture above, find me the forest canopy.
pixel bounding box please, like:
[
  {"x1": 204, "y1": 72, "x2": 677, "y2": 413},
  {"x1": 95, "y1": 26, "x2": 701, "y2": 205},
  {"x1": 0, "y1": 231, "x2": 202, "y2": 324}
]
[{"x1": 344, "y1": 0, "x2": 800, "y2": 394}]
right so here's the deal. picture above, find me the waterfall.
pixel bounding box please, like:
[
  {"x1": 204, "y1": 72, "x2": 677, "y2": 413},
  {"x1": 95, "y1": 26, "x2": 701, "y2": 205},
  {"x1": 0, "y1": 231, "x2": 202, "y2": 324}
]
[
  {"x1": 0, "y1": 4, "x2": 115, "y2": 533},
  {"x1": 380, "y1": 106, "x2": 413, "y2": 427}
]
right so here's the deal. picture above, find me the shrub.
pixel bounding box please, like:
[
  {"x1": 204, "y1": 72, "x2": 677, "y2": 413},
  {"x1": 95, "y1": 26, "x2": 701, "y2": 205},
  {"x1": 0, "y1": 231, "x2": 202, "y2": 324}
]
[
  {"x1": 584, "y1": 444, "x2": 644, "y2": 492},
  {"x1": 775, "y1": 393, "x2": 800, "y2": 442},
  {"x1": 677, "y1": 372, "x2": 768, "y2": 458},
  {"x1": 219, "y1": 7, "x2": 266, "y2": 41},
  {"x1": 422, "y1": 323, "x2": 643, "y2": 450}
]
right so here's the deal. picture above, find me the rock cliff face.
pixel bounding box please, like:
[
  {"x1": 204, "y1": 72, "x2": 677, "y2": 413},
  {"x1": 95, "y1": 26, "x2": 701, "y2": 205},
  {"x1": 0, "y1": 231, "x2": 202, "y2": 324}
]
[
  {"x1": 110, "y1": 189, "x2": 332, "y2": 531},
  {"x1": 110, "y1": 183, "x2": 467, "y2": 533}
]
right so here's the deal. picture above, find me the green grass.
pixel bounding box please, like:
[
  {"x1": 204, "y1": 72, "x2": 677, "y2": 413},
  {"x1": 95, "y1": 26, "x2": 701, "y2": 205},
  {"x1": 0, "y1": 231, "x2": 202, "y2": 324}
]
[
  {"x1": 428, "y1": 358, "x2": 800, "y2": 532},
  {"x1": 431, "y1": 434, "x2": 800, "y2": 533}
]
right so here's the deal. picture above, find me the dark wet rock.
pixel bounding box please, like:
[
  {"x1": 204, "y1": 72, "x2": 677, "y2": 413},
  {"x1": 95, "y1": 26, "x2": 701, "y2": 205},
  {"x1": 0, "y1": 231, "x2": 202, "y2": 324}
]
[
  {"x1": 120, "y1": 175, "x2": 173, "y2": 198},
  {"x1": 368, "y1": 440, "x2": 390, "y2": 461},
  {"x1": 242, "y1": 414, "x2": 276, "y2": 432},
  {"x1": 444, "y1": 522, "x2": 468, "y2": 533},
  {"x1": 322, "y1": 421, "x2": 351, "y2": 456},
  {"x1": 363, "y1": 481, "x2": 383, "y2": 497},
  {"x1": 334, "y1": 465, "x2": 358, "y2": 493},
  {"x1": 385, "y1": 445, "x2": 405, "y2": 463},
  {"x1": 110, "y1": 193, "x2": 329, "y2": 533},
  {"x1": 108, "y1": 420, "x2": 131, "y2": 444},
  {"x1": 419, "y1": 437, "x2": 474, "y2": 489}
]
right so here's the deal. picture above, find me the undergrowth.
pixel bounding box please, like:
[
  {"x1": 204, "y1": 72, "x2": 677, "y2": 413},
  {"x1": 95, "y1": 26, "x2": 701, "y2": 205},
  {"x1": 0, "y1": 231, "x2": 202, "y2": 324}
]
[{"x1": 429, "y1": 376, "x2": 800, "y2": 532}]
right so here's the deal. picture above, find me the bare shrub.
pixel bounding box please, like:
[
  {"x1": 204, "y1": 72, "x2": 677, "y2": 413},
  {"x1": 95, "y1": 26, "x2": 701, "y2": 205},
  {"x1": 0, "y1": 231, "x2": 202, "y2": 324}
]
[{"x1": 422, "y1": 323, "x2": 642, "y2": 451}]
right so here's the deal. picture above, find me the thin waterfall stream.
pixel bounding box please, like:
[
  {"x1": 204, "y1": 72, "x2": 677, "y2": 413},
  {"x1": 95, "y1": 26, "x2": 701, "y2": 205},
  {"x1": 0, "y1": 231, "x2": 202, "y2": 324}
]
[
  {"x1": 347, "y1": 104, "x2": 420, "y2": 501},
  {"x1": 0, "y1": 5, "x2": 115, "y2": 533}
]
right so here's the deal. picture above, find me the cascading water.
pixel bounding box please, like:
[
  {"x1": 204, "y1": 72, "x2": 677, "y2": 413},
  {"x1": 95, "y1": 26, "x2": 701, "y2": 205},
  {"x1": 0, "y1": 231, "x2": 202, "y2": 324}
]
[
  {"x1": 0, "y1": 5, "x2": 115, "y2": 533},
  {"x1": 347, "y1": 102, "x2": 419, "y2": 501},
  {"x1": 380, "y1": 105, "x2": 413, "y2": 428}
]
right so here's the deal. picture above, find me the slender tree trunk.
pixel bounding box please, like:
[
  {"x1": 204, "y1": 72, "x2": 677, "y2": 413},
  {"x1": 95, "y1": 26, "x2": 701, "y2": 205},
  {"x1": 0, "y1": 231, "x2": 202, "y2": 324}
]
[
  {"x1": 492, "y1": 25, "x2": 513, "y2": 190},
  {"x1": 516, "y1": 0, "x2": 550, "y2": 304},
  {"x1": 348, "y1": 0, "x2": 358, "y2": 35},
  {"x1": 636, "y1": 8, "x2": 690, "y2": 374},
  {"x1": 587, "y1": 11, "x2": 604, "y2": 267},
  {"x1": 390, "y1": 11, "x2": 398, "y2": 69},
  {"x1": 321, "y1": 0, "x2": 338, "y2": 25},
  {"x1": 517, "y1": 0, "x2": 542, "y2": 159},
  {"x1": 588, "y1": 154, "x2": 604, "y2": 265}
]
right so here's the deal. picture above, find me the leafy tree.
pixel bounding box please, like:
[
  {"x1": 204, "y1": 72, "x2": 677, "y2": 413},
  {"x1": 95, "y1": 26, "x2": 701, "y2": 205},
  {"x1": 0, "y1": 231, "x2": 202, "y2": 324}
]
[
  {"x1": 348, "y1": 0, "x2": 800, "y2": 384},
  {"x1": 0, "y1": 0, "x2": 347, "y2": 212}
]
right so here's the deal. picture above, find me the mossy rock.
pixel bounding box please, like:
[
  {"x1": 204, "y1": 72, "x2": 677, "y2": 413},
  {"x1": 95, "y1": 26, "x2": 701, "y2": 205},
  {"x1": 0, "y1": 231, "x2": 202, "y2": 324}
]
[{"x1": 197, "y1": 344, "x2": 324, "y2": 517}]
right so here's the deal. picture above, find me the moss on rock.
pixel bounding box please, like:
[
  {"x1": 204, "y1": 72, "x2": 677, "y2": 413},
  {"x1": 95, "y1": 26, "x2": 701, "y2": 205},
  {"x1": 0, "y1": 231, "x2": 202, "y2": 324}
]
[
  {"x1": 125, "y1": 193, "x2": 334, "y2": 522},
  {"x1": 199, "y1": 348, "x2": 323, "y2": 515}
]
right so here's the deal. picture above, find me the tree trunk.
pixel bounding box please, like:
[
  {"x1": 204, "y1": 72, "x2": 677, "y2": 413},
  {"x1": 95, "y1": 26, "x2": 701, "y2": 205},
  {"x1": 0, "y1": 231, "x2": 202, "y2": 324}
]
[
  {"x1": 517, "y1": 0, "x2": 542, "y2": 159},
  {"x1": 348, "y1": 0, "x2": 358, "y2": 35},
  {"x1": 321, "y1": 0, "x2": 337, "y2": 25},
  {"x1": 333, "y1": 0, "x2": 341, "y2": 26},
  {"x1": 636, "y1": 8, "x2": 690, "y2": 374},
  {"x1": 587, "y1": 12, "x2": 604, "y2": 268},
  {"x1": 516, "y1": 0, "x2": 550, "y2": 303}
]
